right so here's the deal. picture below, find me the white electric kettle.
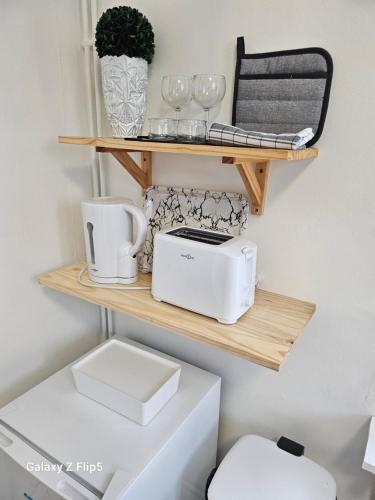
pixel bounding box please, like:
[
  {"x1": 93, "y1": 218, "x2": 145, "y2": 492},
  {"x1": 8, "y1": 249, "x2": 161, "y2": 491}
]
[{"x1": 81, "y1": 197, "x2": 147, "y2": 284}]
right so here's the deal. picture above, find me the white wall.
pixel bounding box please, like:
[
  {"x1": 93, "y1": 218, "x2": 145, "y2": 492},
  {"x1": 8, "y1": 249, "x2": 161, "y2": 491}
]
[
  {"x1": 100, "y1": 0, "x2": 375, "y2": 498},
  {"x1": 0, "y1": 0, "x2": 100, "y2": 406}
]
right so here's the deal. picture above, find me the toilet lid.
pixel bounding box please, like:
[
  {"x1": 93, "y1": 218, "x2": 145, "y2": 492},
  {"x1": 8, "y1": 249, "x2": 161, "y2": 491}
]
[{"x1": 208, "y1": 435, "x2": 336, "y2": 500}]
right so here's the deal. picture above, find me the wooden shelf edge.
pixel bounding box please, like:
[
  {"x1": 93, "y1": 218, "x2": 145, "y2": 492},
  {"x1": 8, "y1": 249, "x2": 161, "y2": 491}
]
[
  {"x1": 38, "y1": 263, "x2": 316, "y2": 371},
  {"x1": 58, "y1": 136, "x2": 319, "y2": 162}
]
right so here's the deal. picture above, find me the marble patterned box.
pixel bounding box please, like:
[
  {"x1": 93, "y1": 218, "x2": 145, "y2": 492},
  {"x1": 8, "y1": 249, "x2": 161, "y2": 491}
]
[{"x1": 139, "y1": 185, "x2": 249, "y2": 273}]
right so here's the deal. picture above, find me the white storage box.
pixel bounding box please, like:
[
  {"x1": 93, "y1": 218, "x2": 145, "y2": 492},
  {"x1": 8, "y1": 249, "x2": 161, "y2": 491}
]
[{"x1": 72, "y1": 339, "x2": 181, "y2": 425}]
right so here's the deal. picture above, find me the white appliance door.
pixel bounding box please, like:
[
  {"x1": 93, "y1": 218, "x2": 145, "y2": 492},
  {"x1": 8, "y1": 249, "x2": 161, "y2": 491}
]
[
  {"x1": 0, "y1": 448, "x2": 61, "y2": 500},
  {"x1": 0, "y1": 422, "x2": 99, "y2": 500}
]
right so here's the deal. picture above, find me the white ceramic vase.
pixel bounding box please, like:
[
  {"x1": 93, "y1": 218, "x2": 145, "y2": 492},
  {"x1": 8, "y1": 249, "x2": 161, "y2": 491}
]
[{"x1": 100, "y1": 55, "x2": 148, "y2": 137}]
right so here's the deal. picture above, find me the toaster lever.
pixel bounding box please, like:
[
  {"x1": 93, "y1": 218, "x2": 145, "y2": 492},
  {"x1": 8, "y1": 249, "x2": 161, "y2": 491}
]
[{"x1": 241, "y1": 247, "x2": 253, "y2": 260}]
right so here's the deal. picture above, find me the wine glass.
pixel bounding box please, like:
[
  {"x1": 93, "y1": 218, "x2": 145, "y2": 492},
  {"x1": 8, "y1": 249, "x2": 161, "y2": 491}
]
[
  {"x1": 192, "y1": 74, "x2": 226, "y2": 126},
  {"x1": 161, "y1": 75, "x2": 192, "y2": 119}
]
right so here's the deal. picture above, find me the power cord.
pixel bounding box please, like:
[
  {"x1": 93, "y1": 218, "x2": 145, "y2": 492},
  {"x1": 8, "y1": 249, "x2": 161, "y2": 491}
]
[{"x1": 77, "y1": 265, "x2": 151, "y2": 291}]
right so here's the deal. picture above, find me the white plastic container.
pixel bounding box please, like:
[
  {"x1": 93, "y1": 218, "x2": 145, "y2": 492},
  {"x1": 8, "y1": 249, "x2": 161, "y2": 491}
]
[
  {"x1": 207, "y1": 435, "x2": 336, "y2": 500},
  {"x1": 72, "y1": 339, "x2": 181, "y2": 425}
]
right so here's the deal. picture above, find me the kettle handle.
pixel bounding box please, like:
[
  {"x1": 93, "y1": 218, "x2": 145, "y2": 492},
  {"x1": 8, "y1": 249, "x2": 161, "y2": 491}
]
[{"x1": 122, "y1": 202, "x2": 147, "y2": 257}]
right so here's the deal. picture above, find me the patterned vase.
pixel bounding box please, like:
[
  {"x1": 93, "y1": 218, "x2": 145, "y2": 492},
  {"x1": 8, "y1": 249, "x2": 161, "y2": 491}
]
[{"x1": 100, "y1": 55, "x2": 148, "y2": 137}]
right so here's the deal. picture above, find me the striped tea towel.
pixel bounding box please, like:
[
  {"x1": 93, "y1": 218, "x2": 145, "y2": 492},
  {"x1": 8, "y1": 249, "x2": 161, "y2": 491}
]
[{"x1": 208, "y1": 122, "x2": 314, "y2": 150}]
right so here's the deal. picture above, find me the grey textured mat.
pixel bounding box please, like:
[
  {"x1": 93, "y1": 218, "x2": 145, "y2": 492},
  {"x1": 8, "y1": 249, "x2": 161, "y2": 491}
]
[{"x1": 233, "y1": 37, "x2": 333, "y2": 146}]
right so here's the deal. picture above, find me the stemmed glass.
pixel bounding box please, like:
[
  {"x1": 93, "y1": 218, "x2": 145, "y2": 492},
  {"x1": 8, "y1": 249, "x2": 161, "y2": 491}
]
[
  {"x1": 192, "y1": 74, "x2": 226, "y2": 126},
  {"x1": 161, "y1": 75, "x2": 192, "y2": 120}
]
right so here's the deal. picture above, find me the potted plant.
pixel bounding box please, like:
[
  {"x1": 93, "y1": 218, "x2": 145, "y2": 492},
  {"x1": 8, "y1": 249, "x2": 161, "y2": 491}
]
[{"x1": 95, "y1": 6, "x2": 155, "y2": 137}]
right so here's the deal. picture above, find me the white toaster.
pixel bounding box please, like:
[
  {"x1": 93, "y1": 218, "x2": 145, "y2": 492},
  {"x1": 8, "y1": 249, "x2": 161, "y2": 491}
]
[{"x1": 151, "y1": 226, "x2": 257, "y2": 324}]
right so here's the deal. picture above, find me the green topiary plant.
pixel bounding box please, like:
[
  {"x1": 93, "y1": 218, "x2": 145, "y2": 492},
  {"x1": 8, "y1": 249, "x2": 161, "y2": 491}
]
[{"x1": 95, "y1": 6, "x2": 155, "y2": 63}]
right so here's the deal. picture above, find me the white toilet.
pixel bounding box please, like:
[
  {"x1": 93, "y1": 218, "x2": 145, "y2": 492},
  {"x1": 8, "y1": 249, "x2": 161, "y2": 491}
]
[{"x1": 206, "y1": 435, "x2": 337, "y2": 500}]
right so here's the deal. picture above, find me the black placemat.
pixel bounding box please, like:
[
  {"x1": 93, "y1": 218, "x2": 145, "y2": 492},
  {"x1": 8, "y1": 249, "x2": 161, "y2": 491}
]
[{"x1": 124, "y1": 136, "x2": 209, "y2": 145}]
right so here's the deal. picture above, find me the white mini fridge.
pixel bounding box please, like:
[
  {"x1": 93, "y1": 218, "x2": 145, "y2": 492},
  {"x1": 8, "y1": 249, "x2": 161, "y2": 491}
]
[{"x1": 0, "y1": 337, "x2": 221, "y2": 500}]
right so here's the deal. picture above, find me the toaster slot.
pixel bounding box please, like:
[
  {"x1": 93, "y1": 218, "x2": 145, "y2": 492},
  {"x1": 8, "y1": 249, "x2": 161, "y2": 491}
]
[{"x1": 167, "y1": 227, "x2": 233, "y2": 245}]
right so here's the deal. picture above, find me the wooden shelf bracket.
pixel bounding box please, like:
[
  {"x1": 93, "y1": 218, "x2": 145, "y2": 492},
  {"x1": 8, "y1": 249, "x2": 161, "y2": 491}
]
[
  {"x1": 59, "y1": 136, "x2": 318, "y2": 216},
  {"x1": 96, "y1": 147, "x2": 152, "y2": 191},
  {"x1": 223, "y1": 157, "x2": 270, "y2": 215}
]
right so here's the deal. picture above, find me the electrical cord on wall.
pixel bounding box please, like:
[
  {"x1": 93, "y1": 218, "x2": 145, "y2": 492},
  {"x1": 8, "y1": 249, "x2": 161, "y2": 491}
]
[{"x1": 77, "y1": 265, "x2": 151, "y2": 291}]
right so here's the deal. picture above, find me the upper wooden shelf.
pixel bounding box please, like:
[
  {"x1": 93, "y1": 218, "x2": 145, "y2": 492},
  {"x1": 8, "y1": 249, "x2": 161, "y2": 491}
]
[
  {"x1": 59, "y1": 136, "x2": 318, "y2": 162},
  {"x1": 39, "y1": 263, "x2": 316, "y2": 371},
  {"x1": 58, "y1": 136, "x2": 318, "y2": 215}
]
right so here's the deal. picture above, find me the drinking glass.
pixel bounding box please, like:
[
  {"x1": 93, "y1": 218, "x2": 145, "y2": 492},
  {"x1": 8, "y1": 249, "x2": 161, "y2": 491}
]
[
  {"x1": 149, "y1": 118, "x2": 178, "y2": 141},
  {"x1": 161, "y1": 75, "x2": 192, "y2": 119},
  {"x1": 177, "y1": 119, "x2": 206, "y2": 143},
  {"x1": 192, "y1": 74, "x2": 226, "y2": 125}
]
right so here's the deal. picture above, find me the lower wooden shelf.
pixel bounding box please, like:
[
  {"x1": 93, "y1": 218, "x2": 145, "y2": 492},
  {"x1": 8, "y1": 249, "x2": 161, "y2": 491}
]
[{"x1": 38, "y1": 263, "x2": 316, "y2": 371}]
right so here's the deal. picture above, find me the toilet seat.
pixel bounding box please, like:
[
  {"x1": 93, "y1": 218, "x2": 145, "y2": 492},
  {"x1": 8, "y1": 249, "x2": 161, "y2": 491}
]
[{"x1": 207, "y1": 435, "x2": 336, "y2": 500}]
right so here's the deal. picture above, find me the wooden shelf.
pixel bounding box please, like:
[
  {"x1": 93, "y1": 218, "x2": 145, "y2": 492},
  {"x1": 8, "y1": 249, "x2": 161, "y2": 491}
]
[
  {"x1": 59, "y1": 136, "x2": 318, "y2": 215},
  {"x1": 39, "y1": 263, "x2": 316, "y2": 371},
  {"x1": 59, "y1": 136, "x2": 318, "y2": 161}
]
